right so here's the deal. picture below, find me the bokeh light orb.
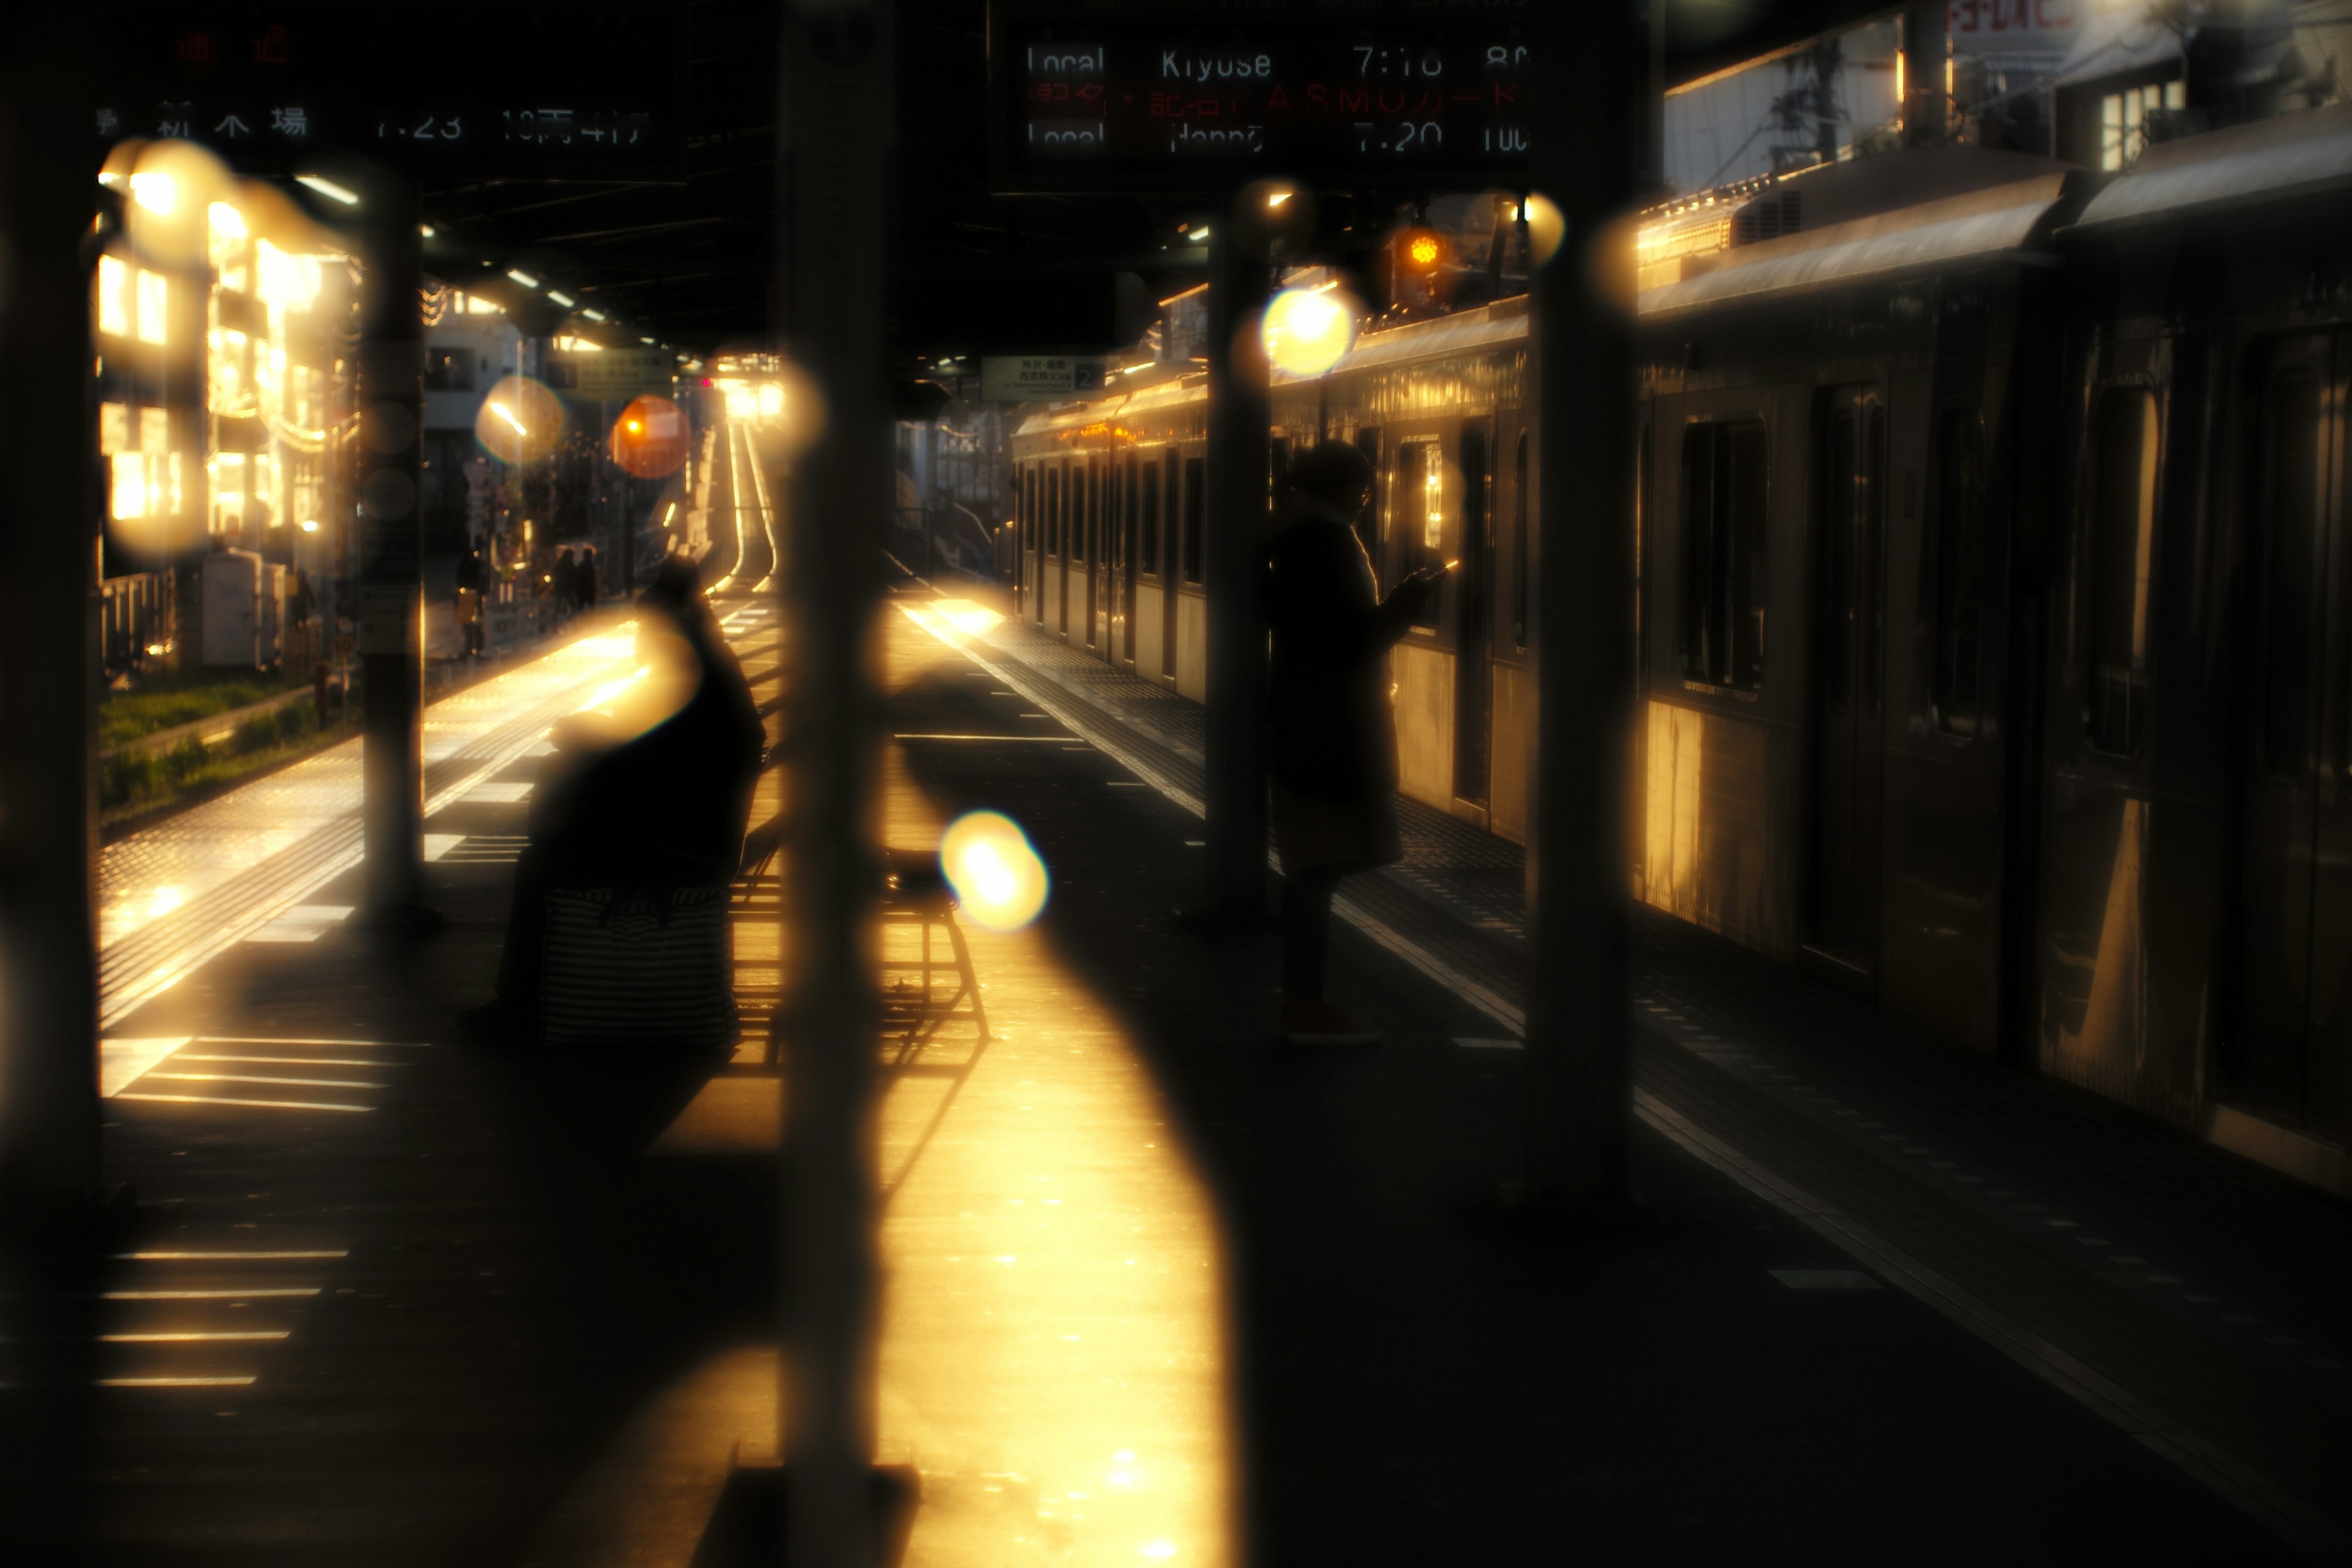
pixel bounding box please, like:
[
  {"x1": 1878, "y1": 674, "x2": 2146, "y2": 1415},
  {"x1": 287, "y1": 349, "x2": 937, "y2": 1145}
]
[
  {"x1": 1261, "y1": 286, "x2": 1359, "y2": 379},
  {"x1": 473, "y1": 375, "x2": 564, "y2": 465},
  {"x1": 609, "y1": 394, "x2": 690, "y2": 478},
  {"x1": 1517, "y1": 192, "x2": 1567, "y2": 268},
  {"x1": 940, "y1": 810, "x2": 1050, "y2": 932}
]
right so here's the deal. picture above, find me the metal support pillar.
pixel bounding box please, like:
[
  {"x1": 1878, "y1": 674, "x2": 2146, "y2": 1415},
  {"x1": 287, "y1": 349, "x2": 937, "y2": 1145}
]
[
  {"x1": 1200, "y1": 206, "x2": 1272, "y2": 917},
  {"x1": 777, "y1": 0, "x2": 889, "y2": 1562},
  {"x1": 1520, "y1": 3, "x2": 1645, "y2": 1205},
  {"x1": 1902, "y1": 2, "x2": 1948, "y2": 146},
  {"x1": 355, "y1": 176, "x2": 429, "y2": 923},
  {"x1": 0, "y1": 34, "x2": 102, "y2": 1215}
]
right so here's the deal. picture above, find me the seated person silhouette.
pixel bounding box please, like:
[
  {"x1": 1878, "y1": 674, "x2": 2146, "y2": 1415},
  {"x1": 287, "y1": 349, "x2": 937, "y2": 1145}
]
[{"x1": 468, "y1": 555, "x2": 763, "y2": 1045}]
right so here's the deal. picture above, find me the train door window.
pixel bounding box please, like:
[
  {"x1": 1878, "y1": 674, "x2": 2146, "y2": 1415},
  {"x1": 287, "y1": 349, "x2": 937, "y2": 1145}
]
[
  {"x1": 1023, "y1": 469, "x2": 1036, "y2": 549},
  {"x1": 2258, "y1": 368, "x2": 2323, "y2": 772},
  {"x1": 1931, "y1": 409, "x2": 1988, "y2": 736},
  {"x1": 1396, "y1": 438, "x2": 1445, "y2": 627},
  {"x1": 1049, "y1": 467, "x2": 1063, "y2": 556},
  {"x1": 1678, "y1": 418, "x2": 1769, "y2": 690},
  {"x1": 1140, "y1": 458, "x2": 1162, "y2": 575},
  {"x1": 2086, "y1": 388, "x2": 2159, "y2": 755},
  {"x1": 1182, "y1": 455, "x2": 1206, "y2": 582},
  {"x1": 1512, "y1": 429, "x2": 1531, "y2": 650},
  {"x1": 1354, "y1": 426, "x2": 1381, "y2": 556}
]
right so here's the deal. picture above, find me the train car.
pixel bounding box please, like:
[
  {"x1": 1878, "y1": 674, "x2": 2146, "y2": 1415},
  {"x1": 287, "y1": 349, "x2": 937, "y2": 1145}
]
[
  {"x1": 2038, "y1": 102, "x2": 2352, "y2": 1173},
  {"x1": 1011, "y1": 367, "x2": 1212, "y2": 699},
  {"x1": 1268, "y1": 301, "x2": 1536, "y2": 840},
  {"x1": 1008, "y1": 104, "x2": 2352, "y2": 1189},
  {"x1": 1631, "y1": 150, "x2": 2089, "y2": 1056}
]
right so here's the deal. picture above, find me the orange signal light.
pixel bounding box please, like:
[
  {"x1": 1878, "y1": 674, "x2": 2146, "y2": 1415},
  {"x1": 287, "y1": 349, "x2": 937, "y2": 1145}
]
[{"x1": 1396, "y1": 226, "x2": 1450, "y2": 277}]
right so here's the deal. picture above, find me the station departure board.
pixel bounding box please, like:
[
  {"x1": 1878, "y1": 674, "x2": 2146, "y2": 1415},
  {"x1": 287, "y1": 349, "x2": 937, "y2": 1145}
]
[
  {"x1": 990, "y1": 2, "x2": 1533, "y2": 193},
  {"x1": 94, "y1": 3, "x2": 682, "y2": 179}
]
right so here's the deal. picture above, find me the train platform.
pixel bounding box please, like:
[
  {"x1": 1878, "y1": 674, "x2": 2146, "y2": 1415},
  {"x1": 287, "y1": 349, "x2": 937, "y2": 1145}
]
[{"x1": 4, "y1": 582, "x2": 2343, "y2": 1564}]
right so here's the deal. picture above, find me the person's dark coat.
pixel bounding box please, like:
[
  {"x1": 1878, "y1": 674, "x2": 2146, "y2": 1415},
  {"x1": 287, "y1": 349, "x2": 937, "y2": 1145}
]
[
  {"x1": 551, "y1": 549, "x2": 576, "y2": 605},
  {"x1": 1265, "y1": 494, "x2": 1424, "y2": 802},
  {"x1": 576, "y1": 548, "x2": 599, "y2": 611}
]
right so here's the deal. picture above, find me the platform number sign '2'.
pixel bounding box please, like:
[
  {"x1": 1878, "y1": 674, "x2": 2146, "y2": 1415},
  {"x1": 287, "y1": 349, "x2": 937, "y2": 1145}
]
[{"x1": 990, "y1": 4, "x2": 1531, "y2": 193}]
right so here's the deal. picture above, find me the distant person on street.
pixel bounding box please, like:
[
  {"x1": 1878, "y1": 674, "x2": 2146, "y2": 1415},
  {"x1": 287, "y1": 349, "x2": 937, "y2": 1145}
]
[
  {"x1": 454, "y1": 549, "x2": 486, "y2": 658},
  {"x1": 575, "y1": 546, "x2": 599, "y2": 613},
  {"x1": 551, "y1": 546, "x2": 576, "y2": 622},
  {"x1": 1264, "y1": 440, "x2": 1440, "y2": 1046},
  {"x1": 470, "y1": 554, "x2": 764, "y2": 1042},
  {"x1": 287, "y1": 568, "x2": 313, "y2": 632}
]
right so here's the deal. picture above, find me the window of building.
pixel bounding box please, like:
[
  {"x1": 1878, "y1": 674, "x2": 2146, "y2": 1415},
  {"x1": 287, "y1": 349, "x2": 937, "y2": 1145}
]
[
  {"x1": 1512, "y1": 430, "x2": 1531, "y2": 650},
  {"x1": 1182, "y1": 455, "x2": 1205, "y2": 583},
  {"x1": 1678, "y1": 418, "x2": 1770, "y2": 690},
  {"x1": 2086, "y1": 387, "x2": 2159, "y2": 755},
  {"x1": 136, "y1": 269, "x2": 168, "y2": 345},
  {"x1": 1932, "y1": 409, "x2": 1987, "y2": 736},
  {"x1": 2259, "y1": 369, "x2": 2322, "y2": 773},
  {"x1": 423, "y1": 347, "x2": 476, "y2": 392},
  {"x1": 2100, "y1": 78, "x2": 2185, "y2": 172},
  {"x1": 97, "y1": 255, "x2": 130, "y2": 338}
]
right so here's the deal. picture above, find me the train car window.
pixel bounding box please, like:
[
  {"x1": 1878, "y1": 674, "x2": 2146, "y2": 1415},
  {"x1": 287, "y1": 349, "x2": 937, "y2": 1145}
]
[
  {"x1": 1397, "y1": 439, "x2": 1446, "y2": 626},
  {"x1": 1818, "y1": 410, "x2": 1859, "y2": 710},
  {"x1": 2086, "y1": 388, "x2": 2160, "y2": 756},
  {"x1": 1512, "y1": 430, "x2": 1531, "y2": 650},
  {"x1": 2259, "y1": 370, "x2": 2322, "y2": 773},
  {"x1": 1932, "y1": 410, "x2": 1988, "y2": 736},
  {"x1": 1140, "y1": 458, "x2": 1162, "y2": 575},
  {"x1": 1049, "y1": 467, "x2": 1063, "y2": 557},
  {"x1": 1023, "y1": 469, "x2": 1036, "y2": 551},
  {"x1": 1353, "y1": 426, "x2": 1382, "y2": 557},
  {"x1": 1183, "y1": 455, "x2": 1206, "y2": 583},
  {"x1": 1679, "y1": 419, "x2": 1769, "y2": 690},
  {"x1": 1077, "y1": 463, "x2": 1093, "y2": 564}
]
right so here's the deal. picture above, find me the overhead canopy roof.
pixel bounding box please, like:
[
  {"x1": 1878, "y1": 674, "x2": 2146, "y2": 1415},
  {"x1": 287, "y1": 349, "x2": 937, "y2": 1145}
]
[
  {"x1": 2067, "y1": 100, "x2": 2352, "y2": 232},
  {"x1": 1639, "y1": 170, "x2": 2081, "y2": 318}
]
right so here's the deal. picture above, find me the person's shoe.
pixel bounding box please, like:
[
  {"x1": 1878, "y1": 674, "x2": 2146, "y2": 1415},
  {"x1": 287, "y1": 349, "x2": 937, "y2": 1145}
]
[{"x1": 1280, "y1": 1000, "x2": 1380, "y2": 1047}]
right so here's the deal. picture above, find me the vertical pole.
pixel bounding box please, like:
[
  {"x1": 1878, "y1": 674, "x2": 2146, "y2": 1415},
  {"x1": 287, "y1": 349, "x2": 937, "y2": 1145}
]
[
  {"x1": 356, "y1": 175, "x2": 429, "y2": 922},
  {"x1": 1902, "y1": 2, "x2": 1948, "y2": 146},
  {"x1": 777, "y1": 1, "x2": 889, "y2": 1563},
  {"x1": 1521, "y1": 2, "x2": 1645, "y2": 1205},
  {"x1": 0, "y1": 28, "x2": 102, "y2": 1215},
  {"x1": 1200, "y1": 202, "x2": 1272, "y2": 917}
]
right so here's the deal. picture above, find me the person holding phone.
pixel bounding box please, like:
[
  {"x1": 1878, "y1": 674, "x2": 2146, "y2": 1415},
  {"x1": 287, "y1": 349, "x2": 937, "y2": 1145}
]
[{"x1": 1264, "y1": 440, "x2": 1444, "y2": 1046}]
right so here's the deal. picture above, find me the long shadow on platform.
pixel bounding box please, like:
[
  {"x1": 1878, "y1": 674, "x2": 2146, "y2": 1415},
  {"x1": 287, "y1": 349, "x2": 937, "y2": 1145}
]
[{"x1": 883, "y1": 658, "x2": 2302, "y2": 1567}]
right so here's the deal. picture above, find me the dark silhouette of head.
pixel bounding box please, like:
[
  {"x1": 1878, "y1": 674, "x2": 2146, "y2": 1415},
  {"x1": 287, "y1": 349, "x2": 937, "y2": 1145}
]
[{"x1": 1283, "y1": 439, "x2": 1374, "y2": 509}]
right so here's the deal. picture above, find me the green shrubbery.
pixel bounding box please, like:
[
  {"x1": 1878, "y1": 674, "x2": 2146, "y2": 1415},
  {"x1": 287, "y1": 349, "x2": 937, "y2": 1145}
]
[{"x1": 100, "y1": 699, "x2": 349, "y2": 814}]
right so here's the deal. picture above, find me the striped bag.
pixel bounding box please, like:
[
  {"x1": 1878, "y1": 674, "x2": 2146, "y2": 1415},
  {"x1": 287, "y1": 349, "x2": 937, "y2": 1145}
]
[{"x1": 540, "y1": 886, "x2": 734, "y2": 1052}]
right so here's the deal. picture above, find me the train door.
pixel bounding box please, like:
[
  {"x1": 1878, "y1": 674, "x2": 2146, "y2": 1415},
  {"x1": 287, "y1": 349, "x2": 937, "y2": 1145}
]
[
  {"x1": 2232, "y1": 332, "x2": 2351, "y2": 1139},
  {"x1": 1121, "y1": 454, "x2": 1139, "y2": 666},
  {"x1": 1058, "y1": 461, "x2": 1077, "y2": 639},
  {"x1": 1453, "y1": 420, "x2": 1495, "y2": 810},
  {"x1": 1080, "y1": 459, "x2": 1098, "y2": 647},
  {"x1": 1805, "y1": 385, "x2": 1888, "y2": 970},
  {"x1": 1163, "y1": 458, "x2": 1182, "y2": 682}
]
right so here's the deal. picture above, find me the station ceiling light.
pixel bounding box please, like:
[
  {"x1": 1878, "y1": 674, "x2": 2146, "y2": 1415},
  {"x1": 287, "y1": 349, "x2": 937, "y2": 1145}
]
[{"x1": 295, "y1": 173, "x2": 360, "y2": 206}]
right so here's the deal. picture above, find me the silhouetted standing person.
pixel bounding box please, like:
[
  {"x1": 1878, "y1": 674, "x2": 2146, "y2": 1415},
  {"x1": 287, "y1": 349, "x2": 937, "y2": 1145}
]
[
  {"x1": 551, "y1": 546, "x2": 576, "y2": 622},
  {"x1": 1264, "y1": 440, "x2": 1439, "y2": 1045},
  {"x1": 472, "y1": 554, "x2": 763, "y2": 1040},
  {"x1": 576, "y1": 545, "x2": 598, "y2": 612},
  {"x1": 454, "y1": 549, "x2": 486, "y2": 657}
]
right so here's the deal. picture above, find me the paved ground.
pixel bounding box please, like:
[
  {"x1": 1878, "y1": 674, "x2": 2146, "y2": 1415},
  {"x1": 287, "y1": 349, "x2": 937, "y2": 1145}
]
[{"x1": 4, "y1": 442, "x2": 2342, "y2": 1562}]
